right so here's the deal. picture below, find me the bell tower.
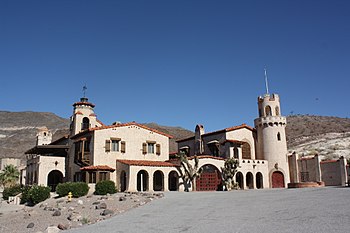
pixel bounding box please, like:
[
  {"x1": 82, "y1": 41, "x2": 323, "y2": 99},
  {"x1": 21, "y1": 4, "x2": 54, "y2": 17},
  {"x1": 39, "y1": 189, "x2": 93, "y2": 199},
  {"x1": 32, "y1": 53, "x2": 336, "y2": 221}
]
[
  {"x1": 254, "y1": 71, "x2": 289, "y2": 188},
  {"x1": 70, "y1": 96, "x2": 101, "y2": 136}
]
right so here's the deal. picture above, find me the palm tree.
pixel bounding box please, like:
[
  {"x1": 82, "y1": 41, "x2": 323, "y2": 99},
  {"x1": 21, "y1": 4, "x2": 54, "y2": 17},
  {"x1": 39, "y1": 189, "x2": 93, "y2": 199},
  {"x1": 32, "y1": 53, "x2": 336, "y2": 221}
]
[{"x1": 0, "y1": 164, "x2": 20, "y2": 188}]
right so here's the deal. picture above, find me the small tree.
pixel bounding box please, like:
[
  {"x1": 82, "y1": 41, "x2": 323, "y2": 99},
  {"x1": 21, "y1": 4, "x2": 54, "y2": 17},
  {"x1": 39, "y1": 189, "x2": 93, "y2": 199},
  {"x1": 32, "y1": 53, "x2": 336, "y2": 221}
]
[
  {"x1": 177, "y1": 152, "x2": 202, "y2": 192},
  {"x1": 221, "y1": 158, "x2": 239, "y2": 191},
  {"x1": 0, "y1": 164, "x2": 20, "y2": 188}
]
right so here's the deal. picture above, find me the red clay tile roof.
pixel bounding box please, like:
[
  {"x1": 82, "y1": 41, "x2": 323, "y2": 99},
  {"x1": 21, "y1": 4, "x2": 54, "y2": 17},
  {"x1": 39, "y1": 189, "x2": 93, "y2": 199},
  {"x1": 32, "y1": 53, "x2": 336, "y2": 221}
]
[
  {"x1": 80, "y1": 165, "x2": 115, "y2": 171},
  {"x1": 177, "y1": 124, "x2": 254, "y2": 142},
  {"x1": 72, "y1": 122, "x2": 173, "y2": 139},
  {"x1": 223, "y1": 139, "x2": 244, "y2": 144},
  {"x1": 117, "y1": 160, "x2": 177, "y2": 167},
  {"x1": 73, "y1": 101, "x2": 95, "y2": 108},
  {"x1": 188, "y1": 155, "x2": 225, "y2": 161},
  {"x1": 96, "y1": 119, "x2": 106, "y2": 127}
]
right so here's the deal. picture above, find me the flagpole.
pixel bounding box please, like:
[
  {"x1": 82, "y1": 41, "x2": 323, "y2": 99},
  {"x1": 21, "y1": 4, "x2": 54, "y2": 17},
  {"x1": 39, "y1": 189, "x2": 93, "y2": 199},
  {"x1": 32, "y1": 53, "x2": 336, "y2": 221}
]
[{"x1": 264, "y1": 68, "x2": 269, "y2": 95}]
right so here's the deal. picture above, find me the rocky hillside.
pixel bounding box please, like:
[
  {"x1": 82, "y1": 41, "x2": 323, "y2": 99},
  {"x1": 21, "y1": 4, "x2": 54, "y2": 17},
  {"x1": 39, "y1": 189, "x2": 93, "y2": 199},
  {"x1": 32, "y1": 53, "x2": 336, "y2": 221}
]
[
  {"x1": 0, "y1": 112, "x2": 193, "y2": 161},
  {"x1": 0, "y1": 112, "x2": 349, "y2": 162},
  {"x1": 286, "y1": 115, "x2": 350, "y2": 160}
]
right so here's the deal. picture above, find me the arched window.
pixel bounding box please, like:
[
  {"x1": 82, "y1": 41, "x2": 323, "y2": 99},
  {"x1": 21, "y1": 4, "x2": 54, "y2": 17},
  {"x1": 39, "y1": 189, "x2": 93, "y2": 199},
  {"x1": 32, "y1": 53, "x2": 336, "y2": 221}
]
[
  {"x1": 242, "y1": 142, "x2": 251, "y2": 159},
  {"x1": 277, "y1": 132, "x2": 281, "y2": 141},
  {"x1": 265, "y1": 106, "x2": 272, "y2": 116},
  {"x1": 82, "y1": 117, "x2": 90, "y2": 130},
  {"x1": 275, "y1": 106, "x2": 280, "y2": 116}
]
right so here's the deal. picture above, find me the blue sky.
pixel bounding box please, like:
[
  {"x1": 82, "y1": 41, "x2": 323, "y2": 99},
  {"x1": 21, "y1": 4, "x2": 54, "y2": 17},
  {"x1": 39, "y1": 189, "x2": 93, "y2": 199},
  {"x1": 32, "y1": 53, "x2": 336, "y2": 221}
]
[{"x1": 1, "y1": 0, "x2": 349, "y2": 132}]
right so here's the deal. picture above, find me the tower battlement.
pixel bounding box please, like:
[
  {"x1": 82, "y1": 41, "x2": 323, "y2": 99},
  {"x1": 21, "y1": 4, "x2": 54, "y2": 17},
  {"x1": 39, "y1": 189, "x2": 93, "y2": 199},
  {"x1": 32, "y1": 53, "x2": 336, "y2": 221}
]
[{"x1": 258, "y1": 93, "x2": 280, "y2": 102}]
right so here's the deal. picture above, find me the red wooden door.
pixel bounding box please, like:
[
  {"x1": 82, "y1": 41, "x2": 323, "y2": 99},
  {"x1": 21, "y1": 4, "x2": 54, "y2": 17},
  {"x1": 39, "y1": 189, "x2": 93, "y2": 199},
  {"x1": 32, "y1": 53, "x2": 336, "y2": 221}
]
[
  {"x1": 272, "y1": 171, "x2": 285, "y2": 188},
  {"x1": 196, "y1": 165, "x2": 222, "y2": 191}
]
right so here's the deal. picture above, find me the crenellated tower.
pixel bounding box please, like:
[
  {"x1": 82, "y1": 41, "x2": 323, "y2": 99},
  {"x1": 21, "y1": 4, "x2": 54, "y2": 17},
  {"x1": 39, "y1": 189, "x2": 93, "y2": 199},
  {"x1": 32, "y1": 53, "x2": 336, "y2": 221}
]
[{"x1": 254, "y1": 93, "x2": 289, "y2": 188}]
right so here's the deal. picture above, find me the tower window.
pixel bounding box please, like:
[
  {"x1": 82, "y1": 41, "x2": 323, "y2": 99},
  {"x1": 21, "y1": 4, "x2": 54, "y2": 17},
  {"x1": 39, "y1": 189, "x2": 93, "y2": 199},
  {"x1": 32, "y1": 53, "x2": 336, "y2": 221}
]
[
  {"x1": 82, "y1": 117, "x2": 90, "y2": 130},
  {"x1": 265, "y1": 106, "x2": 272, "y2": 116},
  {"x1": 277, "y1": 132, "x2": 281, "y2": 141}
]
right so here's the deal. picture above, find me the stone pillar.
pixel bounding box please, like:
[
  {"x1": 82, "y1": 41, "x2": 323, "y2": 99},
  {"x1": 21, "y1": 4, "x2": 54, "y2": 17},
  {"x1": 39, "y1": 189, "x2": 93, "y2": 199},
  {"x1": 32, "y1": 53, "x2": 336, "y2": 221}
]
[
  {"x1": 164, "y1": 173, "x2": 169, "y2": 191},
  {"x1": 314, "y1": 154, "x2": 322, "y2": 182},
  {"x1": 339, "y1": 156, "x2": 347, "y2": 186},
  {"x1": 289, "y1": 152, "x2": 299, "y2": 183}
]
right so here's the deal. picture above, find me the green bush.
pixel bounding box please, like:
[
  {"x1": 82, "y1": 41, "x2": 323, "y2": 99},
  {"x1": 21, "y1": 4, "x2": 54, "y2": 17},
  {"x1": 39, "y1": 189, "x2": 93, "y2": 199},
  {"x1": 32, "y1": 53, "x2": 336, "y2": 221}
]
[
  {"x1": 56, "y1": 182, "x2": 89, "y2": 198},
  {"x1": 20, "y1": 185, "x2": 32, "y2": 204},
  {"x1": 2, "y1": 184, "x2": 22, "y2": 200},
  {"x1": 94, "y1": 180, "x2": 116, "y2": 195},
  {"x1": 28, "y1": 185, "x2": 51, "y2": 205}
]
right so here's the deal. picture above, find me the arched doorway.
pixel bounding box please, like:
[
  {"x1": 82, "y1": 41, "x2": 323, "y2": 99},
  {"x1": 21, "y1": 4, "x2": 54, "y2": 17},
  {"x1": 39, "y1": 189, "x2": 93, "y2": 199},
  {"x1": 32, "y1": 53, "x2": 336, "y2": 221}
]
[
  {"x1": 120, "y1": 171, "x2": 127, "y2": 192},
  {"x1": 236, "y1": 172, "x2": 244, "y2": 189},
  {"x1": 137, "y1": 170, "x2": 149, "y2": 191},
  {"x1": 196, "y1": 164, "x2": 222, "y2": 191},
  {"x1": 168, "y1": 171, "x2": 179, "y2": 191},
  {"x1": 47, "y1": 170, "x2": 63, "y2": 191},
  {"x1": 256, "y1": 172, "x2": 263, "y2": 189},
  {"x1": 153, "y1": 170, "x2": 164, "y2": 191},
  {"x1": 246, "y1": 172, "x2": 254, "y2": 189},
  {"x1": 272, "y1": 171, "x2": 285, "y2": 188}
]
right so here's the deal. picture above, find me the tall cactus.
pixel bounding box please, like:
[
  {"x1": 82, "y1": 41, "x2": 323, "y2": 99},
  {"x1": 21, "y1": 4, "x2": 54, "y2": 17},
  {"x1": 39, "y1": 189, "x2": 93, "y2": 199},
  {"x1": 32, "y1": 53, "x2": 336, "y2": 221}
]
[
  {"x1": 221, "y1": 158, "x2": 239, "y2": 191},
  {"x1": 177, "y1": 152, "x2": 202, "y2": 192}
]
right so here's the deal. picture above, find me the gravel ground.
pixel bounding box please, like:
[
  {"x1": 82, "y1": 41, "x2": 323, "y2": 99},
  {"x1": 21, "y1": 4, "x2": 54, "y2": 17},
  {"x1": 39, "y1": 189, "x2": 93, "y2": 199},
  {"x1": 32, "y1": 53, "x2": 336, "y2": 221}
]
[
  {"x1": 0, "y1": 192, "x2": 163, "y2": 233},
  {"x1": 68, "y1": 187, "x2": 350, "y2": 233}
]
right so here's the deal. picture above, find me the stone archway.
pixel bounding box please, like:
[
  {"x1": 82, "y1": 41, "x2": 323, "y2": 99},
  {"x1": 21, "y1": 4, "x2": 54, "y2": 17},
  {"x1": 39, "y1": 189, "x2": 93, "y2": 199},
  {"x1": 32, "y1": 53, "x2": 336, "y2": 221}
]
[
  {"x1": 120, "y1": 171, "x2": 127, "y2": 192},
  {"x1": 246, "y1": 172, "x2": 254, "y2": 189},
  {"x1": 236, "y1": 172, "x2": 244, "y2": 189},
  {"x1": 196, "y1": 164, "x2": 222, "y2": 191},
  {"x1": 137, "y1": 170, "x2": 149, "y2": 191},
  {"x1": 168, "y1": 171, "x2": 179, "y2": 191},
  {"x1": 153, "y1": 170, "x2": 164, "y2": 191},
  {"x1": 256, "y1": 172, "x2": 263, "y2": 189},
  {"x1": 47, "y1": 170, "x2": 63, "y2": 191},
  {"x1": 272, "y1": 171, "x2": 285, "y2": 188}
]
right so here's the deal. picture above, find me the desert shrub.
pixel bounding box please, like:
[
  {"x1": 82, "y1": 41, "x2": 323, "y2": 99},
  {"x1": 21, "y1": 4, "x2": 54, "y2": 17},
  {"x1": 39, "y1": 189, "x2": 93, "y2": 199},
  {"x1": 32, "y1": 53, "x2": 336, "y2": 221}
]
[
  {"x1": 28, "y1": 185, "x2": 51, "y2": 205},
  {"x1": 2, "y1": 184, "x2": 22, "y2": 200},
  {"x1": 56, "y1": 182, "x2": 89, "y2": 198},
  {"x1": 20, "y1": 185, "x2": 32, "y2": 204},
  {"x1": 94, "y1": 180, "x2": 116, "y2": 195}
]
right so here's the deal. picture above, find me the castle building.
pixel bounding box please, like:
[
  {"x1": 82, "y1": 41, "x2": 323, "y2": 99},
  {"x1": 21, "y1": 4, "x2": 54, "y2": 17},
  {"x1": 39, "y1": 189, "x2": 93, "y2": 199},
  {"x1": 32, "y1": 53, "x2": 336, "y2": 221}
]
[
  {"x1": 177, "y1": 94, "x2": 289, "y2": 190},
  {"x1": 24, "y1": 90, "x2": 292, "y2": 191}
]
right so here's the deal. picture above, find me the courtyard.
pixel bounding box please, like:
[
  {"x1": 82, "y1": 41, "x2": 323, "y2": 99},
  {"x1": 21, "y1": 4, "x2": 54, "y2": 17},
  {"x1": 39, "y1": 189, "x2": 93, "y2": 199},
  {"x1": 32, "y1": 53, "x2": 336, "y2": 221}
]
[{"x1": 68, "y1": 187, "x2": 350, "y2": 233}]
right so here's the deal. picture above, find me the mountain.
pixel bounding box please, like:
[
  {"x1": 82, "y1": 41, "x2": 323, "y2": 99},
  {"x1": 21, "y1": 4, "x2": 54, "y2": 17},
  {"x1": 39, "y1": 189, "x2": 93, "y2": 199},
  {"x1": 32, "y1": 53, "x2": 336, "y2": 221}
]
[
  {"x1": 1, "y1": 112, "x2": 349, "y2": 162},
  {"x1": 0, "y1": 111, "x2": 70, "y2": 161},
  {"x1": 0, "y1": 112, "x2": 193, "y2": 161},
  {"x1": 286, "y1": 115, "x2": 350, "y2": 160}
]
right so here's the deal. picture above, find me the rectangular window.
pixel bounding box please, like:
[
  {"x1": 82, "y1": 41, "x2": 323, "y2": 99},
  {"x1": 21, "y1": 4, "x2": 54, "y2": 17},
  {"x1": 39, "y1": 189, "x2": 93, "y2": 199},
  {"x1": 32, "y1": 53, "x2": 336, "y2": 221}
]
[
  {"x1": 89, "y1": 172, "x2": 96, "y2": 183},
  {"x1": 99, "y1": 172, "x2": 108, "y2": 181},
  {"x1": 111, "y1": 140, "x2": 119, "y2": 152},
  {"x1": 148, "y1": 143, "x2": 155, "y2": 154}
]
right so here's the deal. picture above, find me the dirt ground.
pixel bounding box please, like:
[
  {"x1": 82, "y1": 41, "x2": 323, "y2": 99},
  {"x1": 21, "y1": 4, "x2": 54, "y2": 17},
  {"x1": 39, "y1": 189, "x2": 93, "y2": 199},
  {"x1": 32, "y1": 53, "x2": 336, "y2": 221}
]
[{"x1": 0, "y1": 192, "x2": 163, "y2": 233}]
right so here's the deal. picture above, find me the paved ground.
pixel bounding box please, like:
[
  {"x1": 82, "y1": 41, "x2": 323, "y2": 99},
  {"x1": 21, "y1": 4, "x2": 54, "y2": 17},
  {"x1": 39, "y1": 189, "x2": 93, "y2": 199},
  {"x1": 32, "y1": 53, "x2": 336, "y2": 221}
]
[{"x1": 68, "y1": 187, "x2": 350, "y2": 233}]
